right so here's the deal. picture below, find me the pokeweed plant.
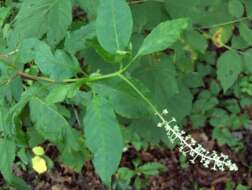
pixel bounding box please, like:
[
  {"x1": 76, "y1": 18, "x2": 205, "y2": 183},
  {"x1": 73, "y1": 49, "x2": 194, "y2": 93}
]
[{"x1": 0, "y1": 0, "x2": 245, "y2": 189}]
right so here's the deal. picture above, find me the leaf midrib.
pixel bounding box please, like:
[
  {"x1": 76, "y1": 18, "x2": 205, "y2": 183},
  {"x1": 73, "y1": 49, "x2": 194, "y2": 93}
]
[{"x1": 110, "y1": 0, "x2": 120, "y2": 51}]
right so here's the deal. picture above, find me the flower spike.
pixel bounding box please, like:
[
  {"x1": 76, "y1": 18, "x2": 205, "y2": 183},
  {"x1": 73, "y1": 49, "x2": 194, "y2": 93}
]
[{"x1": 155, "y1": 109, "x2": 238, "y2": 172}]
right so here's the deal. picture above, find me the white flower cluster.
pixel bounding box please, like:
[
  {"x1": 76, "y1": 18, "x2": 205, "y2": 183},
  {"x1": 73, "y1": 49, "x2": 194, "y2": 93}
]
[{"x1": 156, "y1": 109, "x2": 238, "y2": 172}]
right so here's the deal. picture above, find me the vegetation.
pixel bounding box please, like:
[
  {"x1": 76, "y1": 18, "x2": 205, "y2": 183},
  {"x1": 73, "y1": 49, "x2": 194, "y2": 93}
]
[{"x1": 0, "y1": 0, "x2": 251, "y2": 189}]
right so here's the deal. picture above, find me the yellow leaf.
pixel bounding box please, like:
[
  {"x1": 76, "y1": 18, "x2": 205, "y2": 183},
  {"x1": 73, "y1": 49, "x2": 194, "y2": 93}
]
[
  {"x1": 32, "y1": 146, "x2": 45, "y2": 156},
  {"x1": 32, "y1": 156, "x2": 47, "y2": 174},
  {"x1": 212, "y1": 28, "x2": 224, "y2": 48}
]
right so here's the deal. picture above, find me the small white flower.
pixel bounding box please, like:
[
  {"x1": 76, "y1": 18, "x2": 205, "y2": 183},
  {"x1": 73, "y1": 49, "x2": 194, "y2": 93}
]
[{"x1": 162, "y1": 109, "x2": 169, "y2": 115}]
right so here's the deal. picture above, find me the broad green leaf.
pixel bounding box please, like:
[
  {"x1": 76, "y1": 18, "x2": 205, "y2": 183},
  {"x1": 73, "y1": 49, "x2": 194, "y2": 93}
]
[
  {"x1": 34, "y1": 41, "x2": 80, "y2": 81},
  {"x1": 184, "y1": 30, "x2": 208, "y2": 54},
  {"x1": 228, "y1": 0, "x2": 244, "y2": 18},
  {"x1": 137, "y1": 162, "x2": 166, "y2": 176},
  {"x1": 0, "y1": 138, "x2": 29, "y2": 189},
  {"x1": 192, "y1": 90, "x2": 219, "y2": 114},
  {"x1": 132, "y1": 55, "x2": 179, "y2": 109},
  {"x1": 12, "y1": 0, "x2": 72, "y2": 46},
  {"x1": 87, "y1": 38, "x2": 129, "y2": 64},
  {"x1": 217, "y1": 51, "x2": 242, "y2": 92},
  {"x1": 96, "y1": 0, "x2": 133, "y2": 54},
  {"x1": 236, "y1": 184, "x2": 249, "y2": 190},
  {"x1": 84, "y1": 48, "x2": 118, "y2": 74},
  {"x1": 210, "y1": 108, "x2": 230, "y2": 127},
  {"x1": 0, "y1": 7, "x2": 10, "y2": 27},
  {"x1": 76, "y1": 0, "x2": 99, "y2": 20},
  {"x1": 64, "y1": 22, "x2": 96, "y2": 54},
  {"x1": 29, "y1": 97, "x2": 80, "y2": 151},
  {"x1": 83, "y1": 96, "x2": 123, "y2": 185},
  {"x1": 182, "y1": 72, "x2": 204, "y2": 88},
  {"x1": 59, "y1": 147, "x2": 88, "y2": 172},
  {"x1": 117, "y1": 167, "x2": 135, "y2": 184},
  {"x1": 18, "y1": 38, "x2": 41, "y2": 63},
  {"x1": 165, "y1": 0, "x2": 232, "y2": 26},
  {"x1": 54, "y1": 126, "x2": 87, "y2": 172},
  {"x1": 190, "y1": 114, "x2": 206, "y2": 129},
  {"x1": 5, "y1": 85, "x2": 43, "y2": 135},
  {"x1": 92, "y1": 78, "x2": 149, "y2": 118},
  {"x1": 243, "y1": 49, "x2": 252, "y2": 74},
  {"x1": 245, "y1": 0, "x2": 252, "y2": 18},
  {"x1": 231, "y1": 36, "x2": 249, "y2": 49},
  {"x1": 212, "y1": 127, "x2": 240, "y2": 147},
  {"x1": 166, "y1": 82, "x2": 193, "y2": 121},
  {"x1": 137, "y1": 18, "x2": 188, "y2": 56},
  {"x1": 19, "y1": 38, "x2": 80, "y2": 80},
  {"x1": 0, "y1": 138, "x2": 16, "y2": 180},
  {"x1": 30, "y1": 97, "x2": 68, "y2": 143},
  {"x1": 131, "y1": 2, "x2": 167, "y2": 32},
  {"x1": 46, "y1": 84, "x2": 79, "y2": 104},
  {"x1": 129, "y1": 118, "x2": 172, "y2": 146},
  {"x1": 239, "y1": 22, "x2": 252, "y2": 45}
]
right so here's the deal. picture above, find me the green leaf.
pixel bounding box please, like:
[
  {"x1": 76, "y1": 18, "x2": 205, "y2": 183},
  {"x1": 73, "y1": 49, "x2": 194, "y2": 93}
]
[
  {"x1": 129, "y1": 118, "x2": 171, "y2": 146},
  {"x1": 210, "y1": 108, "x2": 230, "y2": 127},
  {"x1": 243, "y1": 49, "x2": 252, "y2": 74},
  {"x1": 46, "y1": 84, "x2": 79, "y2": 104},
  {"x1": 245, "y1": 0, "x2": 252, "y2": 18},
  {"x1": 137, "y1": 162, "x2": 166, "y2": 176},
  {"x1": 236, "y1": 184, "x2": 249, "y2": 190},
  {"x1": 182, "y1": 72, "x2": 204, "y2": 88},
  {"x1": 30, "y1": 97, "x2": 68, "y2": 143},
  {"x1": 166, "y1": 82, "x2": 193, "y2": 121},
  {"x1": 18, "y1": 38, "x2": 41, "y2": 63},
  {"x1": 137, "y1": 18, "x2": 188, "y2": 56},
  {"x1": 117, "y1": 167, "x2": 135, "y2": 185},
  {"x1": 34, "y1": 41, "x2": 80, "y2": 80},
  {"x1": 29, "y1": 97, "x2": 80, "y2": 151},
  {"x1": 131, "y1": 2, "x2": 167, "y2": 32},
  {"x1": 59, "y1": 147, "x2": 87, "y2": 173},
  {"x1": 165, "y1": 0, "x2": 232, "y2": 26},
  {"x1": 83, "y1": 95, "x2": 123, "y2": 185},
  {"x1": 19, "y1": 38, "x2": 80, "y2": 80},
  {"x1": 228, "y1": 0, "x2": 244, "y2": 18},
  {"x1": 0, "y1": 7, "x2": 10, "y2": 27},
  {"x1": 217, "y1": 51, "x2": 242, "y2": 92},
  {"x1": 212, "y1": 127, "x2": 240, "y2": 147},
  {"x1": 132, "y1": 55, "x2": 179, "y2": 109},
  {"x1": 76, "y1": 0, "x2": 99, "y2": 20},
  {"x1": 184, "y1": 30, "x2": 208, "y2": 54},
  {"x1": 12, "y1": 0, "x2": 72, "y2": 46},
  {"x1": 92, "y1": 78, "x2": 149, "y2": 118},
  {"x1": 64, "y1": 22, "x2": 96, "y2": 54},
  {"x1": 5, "y1": 85, "x2": 43, "y2": 135},
  {"x1": 0, "y1": 138, "x2": 16, "y2": 180},
  {"x1": 190, "y1": 114, "x2": 206, "y2": 129},
  {"x1": 0, "y1": 102, "x2": 8, "y2": 133},
  {"x1": 0, "y1": 138, "x2": 30, "y2": 189},
  {"x1": 96, "y1": 0, "x2": 133, "y2": 54},
  {"x1": 239, "y1": 22, "x2": 252, "y2": 45}
]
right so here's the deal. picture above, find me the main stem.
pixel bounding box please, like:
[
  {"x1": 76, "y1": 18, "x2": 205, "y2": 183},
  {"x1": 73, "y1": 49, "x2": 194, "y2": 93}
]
[{"x1": 118, "y1": 74, "x2": 163, "y2": 119}]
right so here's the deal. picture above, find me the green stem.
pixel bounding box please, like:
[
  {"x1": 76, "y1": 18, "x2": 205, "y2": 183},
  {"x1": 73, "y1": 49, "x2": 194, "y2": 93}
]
[
  {"x1": 2, "y1": 51, "x2": 140, "y2": 87},
  {"x1": 118, "y1": 74, "x2": 163, "y2": 119},
  {"x1": 120, "y1": 55, "x2": 138, "y2": 73},
  {"x1": 129, "y1": 0, "x2": 164, "y2": 4},
  {"x1": 17, "y1": 71, "x2": 55, "y2": 83},
  {"x1": 199, "y1": 17, "x2": 249, "y2": 29}
]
